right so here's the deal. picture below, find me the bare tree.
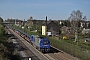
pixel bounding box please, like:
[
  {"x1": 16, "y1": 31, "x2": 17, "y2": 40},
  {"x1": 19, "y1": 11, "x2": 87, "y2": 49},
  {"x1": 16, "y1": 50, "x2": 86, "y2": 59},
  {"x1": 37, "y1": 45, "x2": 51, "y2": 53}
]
[
  {"x1": 68, "y1": 10, "x2": 86, "y2": 43},
  {"x1": 83, "y1": 16, "x2": 87, "y2": 21},
  {"x1": 30, "y1": 16, "x2": 33, "y2": 20}
]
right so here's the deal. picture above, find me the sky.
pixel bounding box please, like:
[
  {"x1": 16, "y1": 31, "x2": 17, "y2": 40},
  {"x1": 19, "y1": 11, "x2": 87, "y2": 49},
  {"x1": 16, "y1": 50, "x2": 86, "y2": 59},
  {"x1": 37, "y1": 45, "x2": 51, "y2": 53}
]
[{"x1": 0, "y1": 0, "x2": 90, "y2": 20}]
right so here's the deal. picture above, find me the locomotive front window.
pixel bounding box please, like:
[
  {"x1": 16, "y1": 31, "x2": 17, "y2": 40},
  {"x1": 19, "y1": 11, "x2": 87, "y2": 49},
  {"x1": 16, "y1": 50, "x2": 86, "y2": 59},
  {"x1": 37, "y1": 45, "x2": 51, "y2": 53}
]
[{"x1": 43, "y1": 40, "x2": 49, "y2": 45}]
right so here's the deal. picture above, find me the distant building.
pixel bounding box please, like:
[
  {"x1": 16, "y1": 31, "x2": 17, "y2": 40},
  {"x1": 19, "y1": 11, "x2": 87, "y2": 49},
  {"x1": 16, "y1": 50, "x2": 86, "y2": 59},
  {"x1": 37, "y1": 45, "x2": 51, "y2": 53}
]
[
  {"x1": 46, "y1": 21, "x2": 60, "y2": 36},
  {"x1": 26, "y1": 19, "x2": 45, "y2": 28},
  {"x1": 79, "y1": 20, "x2": 90, "y2": 29},
  {"x1": 14, "y1": 19, "x2": 23, "y2": 27},
  {"x1": 82, "y1": 29, "x2": 90, "y2": 34}
]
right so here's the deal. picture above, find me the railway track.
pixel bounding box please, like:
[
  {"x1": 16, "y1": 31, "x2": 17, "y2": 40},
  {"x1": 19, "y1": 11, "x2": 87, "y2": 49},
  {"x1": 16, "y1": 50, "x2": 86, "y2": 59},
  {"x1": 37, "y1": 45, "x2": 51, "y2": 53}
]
[
  {"x1": 16, "y1": 38, "x2": 39, "y2": 60},
  {"x1": 43, "y1": 46, "x2": 80, "y2": 60},
  {"x1": 7, "y1": 27, "x2": 39, "y2": 60}
]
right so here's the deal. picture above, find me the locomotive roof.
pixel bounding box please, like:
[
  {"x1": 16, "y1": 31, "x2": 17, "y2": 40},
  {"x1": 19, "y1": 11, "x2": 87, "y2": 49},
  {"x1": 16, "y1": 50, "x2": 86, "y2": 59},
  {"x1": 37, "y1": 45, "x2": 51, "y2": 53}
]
[
  {"x1": 13, "y1": 27, "x2": 30, "y2": 37},
  {"x1": 23, "y1": 32, "x2": 30, "y2": 36}
]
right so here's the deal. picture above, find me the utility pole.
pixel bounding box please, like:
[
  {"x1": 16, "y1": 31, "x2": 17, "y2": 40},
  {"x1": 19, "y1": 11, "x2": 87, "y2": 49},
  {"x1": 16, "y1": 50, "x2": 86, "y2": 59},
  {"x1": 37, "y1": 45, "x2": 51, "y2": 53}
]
[
  {"x1": 22, "y1": 19, "x2": 25, "y2": 32},
  {"x1": 23, "y1": 19, "x2": 25, "y2": 32},
  {"x1": 15, "y1": 19, "x2": 16, "y2": 25}
]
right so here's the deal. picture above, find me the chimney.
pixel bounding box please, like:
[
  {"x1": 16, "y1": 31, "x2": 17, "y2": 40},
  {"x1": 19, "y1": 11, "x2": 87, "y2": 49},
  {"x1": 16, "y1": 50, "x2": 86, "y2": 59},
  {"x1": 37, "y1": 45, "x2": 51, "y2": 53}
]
[{"x1": 46, "y1": 16, "x2": 47, "y2": 26}]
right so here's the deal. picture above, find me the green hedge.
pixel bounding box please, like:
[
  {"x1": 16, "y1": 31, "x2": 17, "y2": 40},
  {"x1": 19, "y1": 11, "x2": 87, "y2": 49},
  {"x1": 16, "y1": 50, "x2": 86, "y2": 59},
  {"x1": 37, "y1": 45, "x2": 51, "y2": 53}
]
[{"x1": 49, "y1": 37, "x2": 90, "y2": 60}]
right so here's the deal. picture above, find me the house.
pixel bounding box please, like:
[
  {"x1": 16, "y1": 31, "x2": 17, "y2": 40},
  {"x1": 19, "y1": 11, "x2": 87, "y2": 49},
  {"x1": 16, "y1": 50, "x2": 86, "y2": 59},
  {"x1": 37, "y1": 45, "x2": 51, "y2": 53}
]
[
  {"x1": 79, "y1": 20, "x2": 90, "y2": 29},
  {"x1": 26, "y1": 19, "x2": 45, "y2": 28},
  {"x1": 82, "y1": 29, "x2": 90, "y2": 34},
  {"x1": 27, "y1": 19, "x2": 45, "y2": 30},
  {"x1": 15, "y1": 19, "x2": 27, "y2": 27},
  {"x1": 46, "y1": 21, "x2": 60, "y2": 36}
]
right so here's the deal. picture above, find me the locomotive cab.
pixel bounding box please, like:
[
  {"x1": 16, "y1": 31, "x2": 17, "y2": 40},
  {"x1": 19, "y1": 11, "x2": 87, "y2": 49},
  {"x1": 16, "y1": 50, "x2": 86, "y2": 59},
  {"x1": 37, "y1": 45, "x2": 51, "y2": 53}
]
[{"x1": 40, "y1": 38, "x2": 50, "y2": 52}]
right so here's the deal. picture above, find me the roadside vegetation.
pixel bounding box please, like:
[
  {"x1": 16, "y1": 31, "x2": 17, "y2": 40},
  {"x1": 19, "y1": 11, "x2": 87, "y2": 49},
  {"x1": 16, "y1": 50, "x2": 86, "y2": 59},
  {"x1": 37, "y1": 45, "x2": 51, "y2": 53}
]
[{"x1": 0, "y1": 24, "x2": 21, "y2": 60}]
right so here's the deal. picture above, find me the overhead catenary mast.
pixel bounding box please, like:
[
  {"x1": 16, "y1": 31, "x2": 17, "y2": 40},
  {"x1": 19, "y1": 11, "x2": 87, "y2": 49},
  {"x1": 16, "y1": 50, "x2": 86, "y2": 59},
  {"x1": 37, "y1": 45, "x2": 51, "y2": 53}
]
[{"x1": 15, "y1": 19, "x2": 16, "y2": 25}]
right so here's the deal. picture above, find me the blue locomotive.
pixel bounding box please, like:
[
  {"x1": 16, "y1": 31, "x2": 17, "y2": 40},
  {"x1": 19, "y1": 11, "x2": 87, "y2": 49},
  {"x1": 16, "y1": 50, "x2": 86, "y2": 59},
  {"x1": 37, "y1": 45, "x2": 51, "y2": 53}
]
[
  {"x1": 30, "y1": 35, "x2": 50, "y2": 52},
  {"x1": 10, "y1": 27, "x2": 50, "y2": 52}
]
